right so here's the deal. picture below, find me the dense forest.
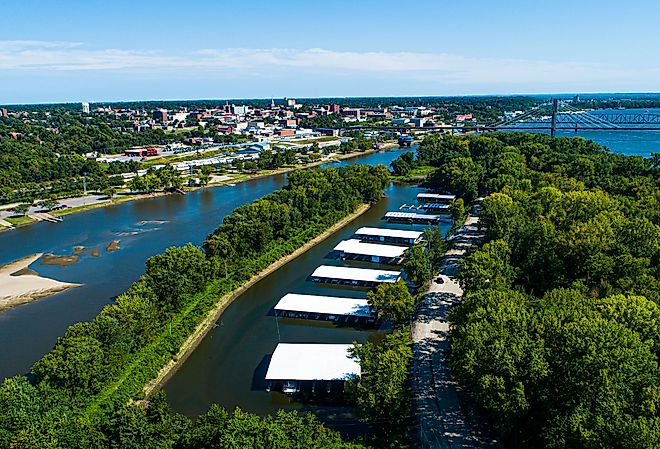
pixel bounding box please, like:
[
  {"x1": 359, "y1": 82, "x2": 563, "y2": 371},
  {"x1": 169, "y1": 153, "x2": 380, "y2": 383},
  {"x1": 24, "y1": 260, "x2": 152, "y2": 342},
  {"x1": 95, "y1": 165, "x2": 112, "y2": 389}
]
[
  {"x1": 392, "y1": 133, "x2": 660, "y2": 448},
  {"x1": 0, "y1": 165, "x2": 389, "y2": 448}
]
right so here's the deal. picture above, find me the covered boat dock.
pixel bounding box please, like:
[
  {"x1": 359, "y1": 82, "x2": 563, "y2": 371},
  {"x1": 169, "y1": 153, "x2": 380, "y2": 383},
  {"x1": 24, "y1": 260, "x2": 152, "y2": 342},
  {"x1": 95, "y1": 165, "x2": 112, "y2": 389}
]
[
  {"x1": 385, "y1": 211, "x2": 442, "y2": 223},
  {"x1": 310, "y1": 265, "x2": 401, "y2": 286},
  {"x1": 265, "y1": 343, "x2": 360, "y2": 394},
  {"x1": 274, "y1": 293, "x2": 375, "y2": 324},
  {"x1": 334, "y1": 239, "x2": 408, "y2": 264},
  {"x1": 416, "y1": 193, "x2": 456, "y2": 203},
  {"x1": 353, "y1": 226, "x2": 423, "y2": 245}
]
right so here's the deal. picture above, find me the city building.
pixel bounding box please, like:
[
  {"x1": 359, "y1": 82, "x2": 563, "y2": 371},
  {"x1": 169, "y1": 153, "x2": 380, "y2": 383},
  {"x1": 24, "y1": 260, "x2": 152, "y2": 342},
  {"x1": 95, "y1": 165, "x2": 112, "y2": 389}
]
[
  {"x1": 0, "y1": 108, "x2": 7, "y2": 117},
  {"x1": 124, "y1": 147, "x2": 159, "y2": 157},
  {"x1": 279, "y1": 118, "x2": 297, "y2": 127},
  {"x1": 153, "y1": 109, "x2": 168, "y2": 123},
  {"x1": 81, "y1": 102, "x2": 90, "y2": 114}
]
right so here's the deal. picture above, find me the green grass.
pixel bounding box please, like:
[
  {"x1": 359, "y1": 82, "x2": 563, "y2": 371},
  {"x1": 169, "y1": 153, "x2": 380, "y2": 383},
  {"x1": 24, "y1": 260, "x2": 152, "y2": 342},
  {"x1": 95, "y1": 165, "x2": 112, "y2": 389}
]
[
  {"x1": 5, "y1": 215, "x2": 35, "y2": 225},
  {"x1": 391, "y1": 165, "x2": 436, "y2": 183}
]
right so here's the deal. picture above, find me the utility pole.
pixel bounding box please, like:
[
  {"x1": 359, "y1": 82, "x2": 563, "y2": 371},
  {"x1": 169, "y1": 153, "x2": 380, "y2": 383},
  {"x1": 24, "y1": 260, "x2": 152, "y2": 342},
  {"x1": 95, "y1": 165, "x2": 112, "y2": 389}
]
[{"x1": 550, "y1": 98, "x2": 559, "y2": 138}]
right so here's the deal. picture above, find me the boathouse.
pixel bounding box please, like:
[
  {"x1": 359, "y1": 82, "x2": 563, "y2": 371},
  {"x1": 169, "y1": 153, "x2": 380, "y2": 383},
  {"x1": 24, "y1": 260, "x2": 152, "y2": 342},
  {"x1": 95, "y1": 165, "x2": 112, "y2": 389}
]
[
  {"x1": 353, "y1": 227, "x2": 423, "y2": 245},
  {"x1": 334, "y1": 239, "x2": 407, "y2": 264},
  {"x1": 274, "y1": 293, "x2": 374, "y2": 324},
  {"x1": 416, "y1": 193, "x2": 456, "y2": 203},
  {"x1": 310, "y1": 265, "x2": 401, "y2": 286},
  {"x1": 265, "y1": 343, "x2": 360, "y2": 394},
  {"x1": 385, "y1": 211, "x2": 441, "y2": 223}
]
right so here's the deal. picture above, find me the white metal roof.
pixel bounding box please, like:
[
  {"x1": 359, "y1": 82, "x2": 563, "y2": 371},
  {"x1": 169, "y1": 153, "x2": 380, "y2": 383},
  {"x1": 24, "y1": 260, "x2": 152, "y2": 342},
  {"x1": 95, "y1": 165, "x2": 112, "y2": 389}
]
[
  {"x1": 417, "y1": 193, "x2": 456, "y2": 201},
  {"x1": 385, "y1": 211, "x2": 441, "y2": 221},
  {"x1": 265, "y1": 343, "x2": 360, "y2": 381},
  {"x1": 354, "y1": 227, "x2": 423, "y2": 240},
  {"x1": 311, "y1": 265, "x2": 401, "y2": 283},
  {"x1": 334, "y1": 239, "x2": 407, "y2": 258},
  {"x1": 274, "y1": 293, "x2": 373, "y2": 317}
]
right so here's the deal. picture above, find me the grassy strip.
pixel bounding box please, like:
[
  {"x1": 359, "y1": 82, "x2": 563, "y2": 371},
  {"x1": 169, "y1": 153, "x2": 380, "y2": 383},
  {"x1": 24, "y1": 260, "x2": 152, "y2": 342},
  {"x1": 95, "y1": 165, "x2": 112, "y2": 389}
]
[
  {"x1": 4, "y1": 215, "x2": 35, "y2": 225},
  {"x1": 85, "y1": 205, "x2": 370, "y2": 418}
]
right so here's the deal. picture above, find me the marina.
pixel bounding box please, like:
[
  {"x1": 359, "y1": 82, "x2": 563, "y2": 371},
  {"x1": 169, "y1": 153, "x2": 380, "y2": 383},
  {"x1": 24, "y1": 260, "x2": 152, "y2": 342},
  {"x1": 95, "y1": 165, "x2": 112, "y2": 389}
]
[{"x1": 163, "y1": 180, "x2": 442, "y2": 430}]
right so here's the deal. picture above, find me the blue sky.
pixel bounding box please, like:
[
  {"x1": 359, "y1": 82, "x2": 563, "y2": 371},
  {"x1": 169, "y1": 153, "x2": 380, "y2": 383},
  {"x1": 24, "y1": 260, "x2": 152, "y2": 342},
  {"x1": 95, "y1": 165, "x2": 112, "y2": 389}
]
[{"x1": 1, "y1": 0, "x2": 659, "y2": 103}]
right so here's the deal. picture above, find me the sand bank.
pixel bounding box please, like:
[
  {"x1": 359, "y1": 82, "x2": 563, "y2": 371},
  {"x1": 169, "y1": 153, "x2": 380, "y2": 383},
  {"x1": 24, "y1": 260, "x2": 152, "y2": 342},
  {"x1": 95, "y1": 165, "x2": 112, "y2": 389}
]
[{"x1": 0, "y1": 253, "x2": 80, "y2": 311}]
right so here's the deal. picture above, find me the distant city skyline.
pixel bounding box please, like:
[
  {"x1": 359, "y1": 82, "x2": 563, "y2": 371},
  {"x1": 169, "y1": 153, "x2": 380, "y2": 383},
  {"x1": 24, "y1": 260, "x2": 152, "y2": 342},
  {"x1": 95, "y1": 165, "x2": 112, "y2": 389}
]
[{"x1": 2, "y1": 0, "x2": 659, "y2": 104}]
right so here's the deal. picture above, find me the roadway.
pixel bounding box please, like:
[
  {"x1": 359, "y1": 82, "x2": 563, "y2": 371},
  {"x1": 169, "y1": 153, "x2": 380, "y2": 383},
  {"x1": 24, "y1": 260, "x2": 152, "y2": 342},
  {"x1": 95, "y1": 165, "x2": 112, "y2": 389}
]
[{"x1": 412, "y1": 201, "x2": 501, "y2": 449}]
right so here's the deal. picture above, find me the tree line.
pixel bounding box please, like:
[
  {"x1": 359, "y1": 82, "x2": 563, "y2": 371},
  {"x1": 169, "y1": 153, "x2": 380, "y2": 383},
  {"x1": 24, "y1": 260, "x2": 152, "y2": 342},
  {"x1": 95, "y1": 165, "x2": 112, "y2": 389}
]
[
  {"x1": 395, "y1": 133, "x2": 660, "y2": 448},
  {"x1": 0, "y1": 164, "x2": 389, "y2": 448}
]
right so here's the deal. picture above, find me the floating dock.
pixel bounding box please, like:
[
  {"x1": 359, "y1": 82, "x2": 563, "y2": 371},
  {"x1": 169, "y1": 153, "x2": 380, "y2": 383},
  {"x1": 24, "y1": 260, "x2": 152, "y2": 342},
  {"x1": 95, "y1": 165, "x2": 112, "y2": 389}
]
[
  {"x1": 353, "y1": 227, "x2": 423, "y2": 245},
  {"x1": 385, "y1": 211, "x2": 441, "y2": 223},
  {"x1": 310, "y1": 265, "x2": 401, "y2": 286},
  {"x1": 334, "y1": 239, "x2": 407, "y2": 264},
  {"x1": 416, "y1": 193, "x2": 456, "y2": 203},
  {"x1": 274, "y1": 293, "x2": 374, "y2": 323},
  {"x1": 265, "y1": 343, "x2": 360, "y2": 394}
]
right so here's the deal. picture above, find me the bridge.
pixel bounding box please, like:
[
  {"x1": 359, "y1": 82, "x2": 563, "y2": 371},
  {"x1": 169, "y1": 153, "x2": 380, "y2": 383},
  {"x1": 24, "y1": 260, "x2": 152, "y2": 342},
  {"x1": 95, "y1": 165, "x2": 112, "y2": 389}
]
[{"x1": 335, "y1": 100, "x2": 660, "y2": 135}]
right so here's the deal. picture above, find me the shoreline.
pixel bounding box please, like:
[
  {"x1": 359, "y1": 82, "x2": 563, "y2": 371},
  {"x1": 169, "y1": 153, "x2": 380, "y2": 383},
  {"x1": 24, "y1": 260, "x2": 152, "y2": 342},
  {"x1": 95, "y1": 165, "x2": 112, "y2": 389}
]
[
  {"x1": 141, "y1": 202, "x2": 372, "y2": 399},
  {"x1": 0, "y1": 147, "x2": 387, "y2": 232},
  {"x1": 0, "y1": 253, "x2": 80, "y2": 312}
]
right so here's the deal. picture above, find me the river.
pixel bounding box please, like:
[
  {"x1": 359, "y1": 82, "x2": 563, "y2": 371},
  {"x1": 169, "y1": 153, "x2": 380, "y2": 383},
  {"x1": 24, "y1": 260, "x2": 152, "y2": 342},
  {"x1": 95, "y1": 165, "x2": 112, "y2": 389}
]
[{"x1": 0, "y1": 149, "x2": 410, "y2": 381}]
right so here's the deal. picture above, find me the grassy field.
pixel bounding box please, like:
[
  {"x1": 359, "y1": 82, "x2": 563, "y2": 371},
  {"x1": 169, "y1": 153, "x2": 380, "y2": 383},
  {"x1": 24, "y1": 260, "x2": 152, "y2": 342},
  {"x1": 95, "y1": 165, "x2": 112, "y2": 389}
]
[{"x1": 5, "y1": 215, "x2": 35, "y2": 226}]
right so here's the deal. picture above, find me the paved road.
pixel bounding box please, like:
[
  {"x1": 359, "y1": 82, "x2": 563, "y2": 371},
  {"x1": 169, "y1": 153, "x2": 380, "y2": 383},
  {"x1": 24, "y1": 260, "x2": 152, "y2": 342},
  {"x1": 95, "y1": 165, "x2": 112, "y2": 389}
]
[
  {"x1": 412, "y1": 202, "x2": 501, "y2": 449},
  {"x1": 0, "y1": 195, "x2": 109, "y2": 220}
]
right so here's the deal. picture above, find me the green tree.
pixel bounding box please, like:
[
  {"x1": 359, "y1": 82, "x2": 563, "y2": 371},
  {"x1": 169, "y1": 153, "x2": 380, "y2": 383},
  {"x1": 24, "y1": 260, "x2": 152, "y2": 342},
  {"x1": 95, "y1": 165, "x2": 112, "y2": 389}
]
[
  {"x1": 38, "y1": 199, "x2": 59, "y2": 211},
  {"x1": 459, "y1": 239, "x2": 517, "y2": 291},
  {"x1": 367, "y1": 280, "x2": 414, "y2": 325},
  {"x1": 14, "y1": 203, "x2": 32, "y2": 216},
  {"x1": 403, "y1": 244, "x2": 433, "y2": 288},
  {"x1": 348, "y1": 329, "x2": 413, "y2": 447}
]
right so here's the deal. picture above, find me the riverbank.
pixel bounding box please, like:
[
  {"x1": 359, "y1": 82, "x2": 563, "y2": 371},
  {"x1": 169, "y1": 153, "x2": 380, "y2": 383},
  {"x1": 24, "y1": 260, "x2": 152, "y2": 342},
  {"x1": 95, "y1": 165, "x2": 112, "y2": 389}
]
[
  {"x1": 141, "y1": 202, "x2": 372, "y2": 399},
  {"x1": 0, "y1": 148, "x2": 385, "y2": 233},
  {"x1": 0, "y1": 253, "x2": 80, "y2": 312}
]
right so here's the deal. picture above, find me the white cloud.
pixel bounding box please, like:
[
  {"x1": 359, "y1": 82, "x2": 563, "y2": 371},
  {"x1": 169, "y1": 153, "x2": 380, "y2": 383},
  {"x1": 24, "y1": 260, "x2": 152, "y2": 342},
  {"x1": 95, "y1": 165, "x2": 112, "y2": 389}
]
[{"x1": 0, "y1": 40, "x2": 656, "y2": 87}]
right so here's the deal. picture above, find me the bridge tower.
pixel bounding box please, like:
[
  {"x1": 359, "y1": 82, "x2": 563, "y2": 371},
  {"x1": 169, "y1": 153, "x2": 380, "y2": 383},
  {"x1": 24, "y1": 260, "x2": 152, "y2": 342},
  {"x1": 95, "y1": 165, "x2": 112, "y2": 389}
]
[{"x1": 550, "y1": 98, "x2": 559, "y2": 137}]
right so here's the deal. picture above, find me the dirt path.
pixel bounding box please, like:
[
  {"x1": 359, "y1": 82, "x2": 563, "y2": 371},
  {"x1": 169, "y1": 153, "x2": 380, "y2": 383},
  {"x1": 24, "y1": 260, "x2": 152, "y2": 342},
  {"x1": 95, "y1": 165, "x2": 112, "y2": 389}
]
[{"x1": 412, "y1": 202, "x2": 501, "y2": 449}]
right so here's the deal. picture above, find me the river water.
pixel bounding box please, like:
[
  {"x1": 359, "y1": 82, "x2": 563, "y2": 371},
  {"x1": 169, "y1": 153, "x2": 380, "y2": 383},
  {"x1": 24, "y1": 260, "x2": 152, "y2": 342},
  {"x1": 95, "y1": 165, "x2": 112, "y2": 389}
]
[{"x1": 0, "y1": 149, "x2": 410, "y2": 381}]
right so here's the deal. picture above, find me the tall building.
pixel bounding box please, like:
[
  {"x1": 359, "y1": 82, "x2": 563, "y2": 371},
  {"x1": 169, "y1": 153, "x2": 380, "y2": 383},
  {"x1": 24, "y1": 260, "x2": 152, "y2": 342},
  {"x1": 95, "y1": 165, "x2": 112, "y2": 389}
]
[
  {"x1": 81, "y1": 102, "x2": 90, "y2": 114},
  {"x1": 0, "y1": 108, "x2": 7, "y2": 118},
  {"x1": 153, "y1": 109, "x2": 168, "y2": 123},
  {"x1": 284, "y1": 97, "x2": 296, "y2": 107}
]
